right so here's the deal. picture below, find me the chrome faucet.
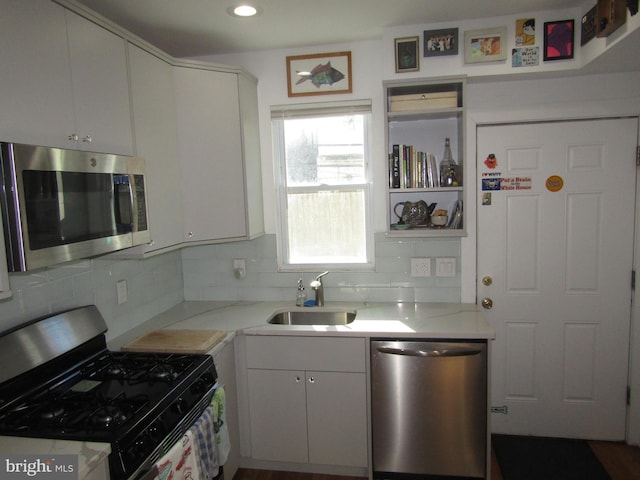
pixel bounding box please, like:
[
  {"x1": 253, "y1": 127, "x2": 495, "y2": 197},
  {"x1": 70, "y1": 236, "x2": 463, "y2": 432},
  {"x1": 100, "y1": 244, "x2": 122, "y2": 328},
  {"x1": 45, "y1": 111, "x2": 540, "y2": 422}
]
[{"x1": 310, "y1": 271, "x2": 329, "y2": 307}]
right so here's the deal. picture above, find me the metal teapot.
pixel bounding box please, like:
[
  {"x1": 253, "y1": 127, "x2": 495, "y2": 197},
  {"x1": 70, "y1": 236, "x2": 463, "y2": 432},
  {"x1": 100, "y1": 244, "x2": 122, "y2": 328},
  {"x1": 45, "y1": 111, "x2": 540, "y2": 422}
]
[{"x1": 394, "y1": 201, "x2": 437, "y2": 226}]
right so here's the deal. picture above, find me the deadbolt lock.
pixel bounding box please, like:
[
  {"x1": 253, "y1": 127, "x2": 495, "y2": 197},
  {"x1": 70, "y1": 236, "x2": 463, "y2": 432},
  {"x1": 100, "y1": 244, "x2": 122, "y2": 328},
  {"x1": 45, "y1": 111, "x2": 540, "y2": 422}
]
[
  {"x1": 481, "y1": 298, "x2": 493, "y2": 309},
  {"x1": 482, "y1": 276, "x2": 493, "y2": 286}
]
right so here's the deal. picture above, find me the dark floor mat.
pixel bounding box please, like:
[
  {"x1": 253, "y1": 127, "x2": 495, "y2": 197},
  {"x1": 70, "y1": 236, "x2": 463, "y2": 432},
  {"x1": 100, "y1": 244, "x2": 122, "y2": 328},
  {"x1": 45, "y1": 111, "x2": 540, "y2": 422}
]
[{"x1": 492, "y1": 434, "x2": 611, "y2": 480}]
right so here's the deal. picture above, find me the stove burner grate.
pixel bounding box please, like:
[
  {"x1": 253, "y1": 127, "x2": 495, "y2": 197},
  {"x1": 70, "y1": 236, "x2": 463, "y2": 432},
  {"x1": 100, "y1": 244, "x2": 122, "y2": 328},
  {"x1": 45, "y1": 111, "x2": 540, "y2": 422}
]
[{"x1": 84, "y1": 352, "x2": 195, "y2": 384}]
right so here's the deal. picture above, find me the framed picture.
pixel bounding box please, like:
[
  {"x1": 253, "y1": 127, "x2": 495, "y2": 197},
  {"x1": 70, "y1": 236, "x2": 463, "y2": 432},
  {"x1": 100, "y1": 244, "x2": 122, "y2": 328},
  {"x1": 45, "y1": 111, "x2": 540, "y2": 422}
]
[
  {"x1": 464, "y1": 27, "x2": 508, "y2": 63},
  {"x1": 286, "y1": 51, "x2": 352, "y2": 97},
  {"x1": 544, "y1": 20, "x2": 575, "y2": 61},
  {"x1": 394, "y1": 36, "x2": 420, "y2": 73},
  {"x1": 581, "y1": 6, "x2": 597, "y2": 46},
  {"x1": 423, "y1": 28, "x2": 458, "y2": 57},
  {"x1": 515, "y1": 18, "x2": 536, "y2": 46}
]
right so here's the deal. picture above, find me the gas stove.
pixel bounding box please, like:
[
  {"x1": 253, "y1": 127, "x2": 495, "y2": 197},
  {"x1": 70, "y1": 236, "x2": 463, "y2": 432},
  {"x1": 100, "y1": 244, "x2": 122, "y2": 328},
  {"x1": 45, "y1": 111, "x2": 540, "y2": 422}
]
[{"x1": 0, "y1": 306, "x2": 218, "y2": 479}]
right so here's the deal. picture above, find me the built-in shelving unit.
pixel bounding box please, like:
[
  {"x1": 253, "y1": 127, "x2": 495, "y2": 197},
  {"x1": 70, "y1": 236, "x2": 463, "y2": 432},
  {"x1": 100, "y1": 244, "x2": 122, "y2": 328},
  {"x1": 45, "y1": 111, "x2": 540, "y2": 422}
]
[{"x1": 384, "y1": 77, "x2": 466, "y2": 237}]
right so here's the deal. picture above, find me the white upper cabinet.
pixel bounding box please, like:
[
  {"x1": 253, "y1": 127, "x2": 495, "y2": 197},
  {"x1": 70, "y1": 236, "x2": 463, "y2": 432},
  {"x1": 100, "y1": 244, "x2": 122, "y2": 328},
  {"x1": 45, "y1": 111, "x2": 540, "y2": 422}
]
[
  {"x1": 64, "y1": 10, "x2": 133, "y2": 154},
  {"x1": 174, "y1": 65, "x2": 264, "y2": 243},
  {"x1": 0, "y1": 0, "x2": 76, "y2": 147},
  {"x1": 127, "y1": 44, "x2": 184, "y2": 253},
  {"x1": 0, "y1": 0, "x2": 132, "y2": 154}
]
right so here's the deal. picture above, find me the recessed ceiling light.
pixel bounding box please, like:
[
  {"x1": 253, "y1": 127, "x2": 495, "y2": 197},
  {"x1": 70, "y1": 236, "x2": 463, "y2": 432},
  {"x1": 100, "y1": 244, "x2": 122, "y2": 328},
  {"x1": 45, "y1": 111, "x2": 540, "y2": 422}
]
[{"x1": 227, "y1": 5, "x2": 261, "y2": 17}]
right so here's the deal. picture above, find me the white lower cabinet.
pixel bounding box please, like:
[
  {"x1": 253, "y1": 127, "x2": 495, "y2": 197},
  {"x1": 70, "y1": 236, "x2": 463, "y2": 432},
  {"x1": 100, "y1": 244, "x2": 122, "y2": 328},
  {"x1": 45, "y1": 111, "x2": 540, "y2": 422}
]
[
  {"x1": 306, "y1": 370, "x2": 367, "y2": 466},
  {"x1": 211, "y1": 339, "x2": 241, "y2": 479},
  {"x1": 245, "y1": 336, "x2": 367, "y2": 468}
]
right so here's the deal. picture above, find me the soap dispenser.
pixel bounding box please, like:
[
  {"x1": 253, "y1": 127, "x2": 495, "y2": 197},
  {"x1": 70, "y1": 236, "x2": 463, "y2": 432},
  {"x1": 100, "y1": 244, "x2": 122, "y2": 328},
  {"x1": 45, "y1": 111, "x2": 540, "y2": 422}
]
[{"x1": 295, "y1": 277, "x2": 307, "y2": 306}]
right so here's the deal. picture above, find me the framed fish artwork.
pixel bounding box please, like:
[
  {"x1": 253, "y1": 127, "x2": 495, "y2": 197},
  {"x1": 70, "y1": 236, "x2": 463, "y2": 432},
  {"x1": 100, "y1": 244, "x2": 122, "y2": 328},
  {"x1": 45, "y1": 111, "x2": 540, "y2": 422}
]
[{"x1": 286, "y1": 51, "x2": 352, "y2": 97}]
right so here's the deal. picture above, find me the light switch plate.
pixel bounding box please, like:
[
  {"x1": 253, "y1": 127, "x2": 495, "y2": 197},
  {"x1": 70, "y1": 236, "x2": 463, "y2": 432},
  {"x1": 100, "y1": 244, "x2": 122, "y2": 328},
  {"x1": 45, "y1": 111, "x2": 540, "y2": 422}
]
[
  {"x1": 116, "y1": 280, "x2": 128, "y2": 304},
  {"x1": 411, "y1": 258, "x2": 431, "y2": 277},
  {"x1": 435, "y1": 257, "x2": 456, "y2": 277}
]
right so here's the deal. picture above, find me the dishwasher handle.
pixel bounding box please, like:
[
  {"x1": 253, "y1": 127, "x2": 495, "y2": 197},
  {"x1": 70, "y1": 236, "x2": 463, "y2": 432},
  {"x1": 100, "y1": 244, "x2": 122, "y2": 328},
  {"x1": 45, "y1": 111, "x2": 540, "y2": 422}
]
[{"x1": 376, "y1": 345, "x2": 482, "y2": 358}]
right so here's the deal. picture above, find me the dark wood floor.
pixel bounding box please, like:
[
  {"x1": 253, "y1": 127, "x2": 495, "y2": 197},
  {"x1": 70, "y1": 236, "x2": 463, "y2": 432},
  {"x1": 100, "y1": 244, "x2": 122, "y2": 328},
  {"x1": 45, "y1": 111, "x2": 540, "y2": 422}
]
[{"x1": 232, "y1": 441, "x2": 640, "y2": 480}]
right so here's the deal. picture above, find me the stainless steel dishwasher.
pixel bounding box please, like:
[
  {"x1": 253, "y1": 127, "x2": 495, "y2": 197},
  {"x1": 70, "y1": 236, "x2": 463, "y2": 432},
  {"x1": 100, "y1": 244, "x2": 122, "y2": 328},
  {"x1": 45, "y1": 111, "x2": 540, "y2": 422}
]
[{"x1": 371, "y1": 339, "x2": 487, "y2": 479}]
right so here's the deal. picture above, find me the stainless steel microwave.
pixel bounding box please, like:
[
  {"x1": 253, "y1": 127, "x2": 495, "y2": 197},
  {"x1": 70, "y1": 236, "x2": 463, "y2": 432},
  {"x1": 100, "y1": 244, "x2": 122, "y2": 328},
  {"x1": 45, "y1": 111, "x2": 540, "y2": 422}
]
[{"x1": 0, "y1": 142, "x2": 150, "y2": 271}]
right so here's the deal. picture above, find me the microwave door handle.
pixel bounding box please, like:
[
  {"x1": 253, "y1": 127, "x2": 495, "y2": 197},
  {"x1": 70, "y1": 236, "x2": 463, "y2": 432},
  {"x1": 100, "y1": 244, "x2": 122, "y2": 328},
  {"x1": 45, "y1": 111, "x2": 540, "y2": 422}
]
[{"x1": 114, "y1": 177, "x2": 134, "y2": 231}]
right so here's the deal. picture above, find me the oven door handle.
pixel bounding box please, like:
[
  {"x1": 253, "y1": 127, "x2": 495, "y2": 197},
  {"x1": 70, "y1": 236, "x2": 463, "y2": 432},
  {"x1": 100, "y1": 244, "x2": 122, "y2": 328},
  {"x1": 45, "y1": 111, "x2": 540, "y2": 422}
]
[{"x1": 134, "y1": 466, "x2": 159, "y2": 480}]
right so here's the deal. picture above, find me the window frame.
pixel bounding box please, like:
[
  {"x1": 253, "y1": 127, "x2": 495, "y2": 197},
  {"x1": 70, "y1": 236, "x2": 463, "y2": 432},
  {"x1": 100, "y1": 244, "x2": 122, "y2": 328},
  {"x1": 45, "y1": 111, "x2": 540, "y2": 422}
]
[{"x1": 272, "y1": 100, "x2": 374, "y2": 272}]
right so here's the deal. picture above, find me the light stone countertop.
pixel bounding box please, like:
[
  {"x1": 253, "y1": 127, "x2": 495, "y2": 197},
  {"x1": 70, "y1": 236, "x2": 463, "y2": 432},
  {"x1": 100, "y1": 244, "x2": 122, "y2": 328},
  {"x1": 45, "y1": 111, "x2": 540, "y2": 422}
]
[{"x1": 108, "y1": 300, "x2": 495, "y2": 352}]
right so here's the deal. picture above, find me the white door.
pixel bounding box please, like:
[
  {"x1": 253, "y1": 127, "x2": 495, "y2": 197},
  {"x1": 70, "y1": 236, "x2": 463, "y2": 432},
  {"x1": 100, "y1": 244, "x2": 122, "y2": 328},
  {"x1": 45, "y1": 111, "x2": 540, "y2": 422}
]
[{"x1": 477, "y1": 118, "x2": 638, "y2": 440}]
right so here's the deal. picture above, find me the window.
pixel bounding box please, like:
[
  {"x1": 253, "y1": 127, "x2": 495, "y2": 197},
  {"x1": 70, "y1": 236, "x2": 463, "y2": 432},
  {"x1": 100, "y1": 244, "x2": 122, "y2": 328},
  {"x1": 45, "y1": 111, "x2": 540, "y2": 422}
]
[{"x1": 272, "y1": 101, "x2": 373, "y2": 270}]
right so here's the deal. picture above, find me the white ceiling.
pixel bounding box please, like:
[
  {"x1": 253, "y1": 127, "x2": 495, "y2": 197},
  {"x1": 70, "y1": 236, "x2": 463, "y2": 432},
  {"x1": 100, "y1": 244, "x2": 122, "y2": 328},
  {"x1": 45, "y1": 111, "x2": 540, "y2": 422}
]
[
  {"x1": 73, "y1": 0, "x2": 586, "y2": 57},
  {"x1": 72, "y1": 0, "x2": 639, "y2": 73}
]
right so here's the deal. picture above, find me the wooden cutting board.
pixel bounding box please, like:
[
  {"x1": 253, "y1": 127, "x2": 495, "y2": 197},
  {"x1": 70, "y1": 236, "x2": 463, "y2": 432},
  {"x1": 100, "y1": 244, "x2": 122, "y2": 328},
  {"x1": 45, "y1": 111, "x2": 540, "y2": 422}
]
[{"x1": 121, "y1": 329, "x2": 227, "y2": 354}]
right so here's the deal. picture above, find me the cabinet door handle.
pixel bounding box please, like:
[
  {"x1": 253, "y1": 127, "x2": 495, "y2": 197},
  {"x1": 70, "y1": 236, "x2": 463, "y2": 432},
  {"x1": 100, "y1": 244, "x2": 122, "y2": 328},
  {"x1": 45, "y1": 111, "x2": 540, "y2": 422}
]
[
  {"x1": 68, "y1": 134, "x2": 79, "y2": 142},
  {"x1": 295, "y1": 376, "x2": 301, "y2": 382},
  {"x1": 376, "y1": 346, "x2": 482, "y2": 357},
  {"x1": 308, "y1": 376, "x2": 315, "y2": 384},
  {"x1": 82, "y1": 135, "x2": 93, "y2": 143}
]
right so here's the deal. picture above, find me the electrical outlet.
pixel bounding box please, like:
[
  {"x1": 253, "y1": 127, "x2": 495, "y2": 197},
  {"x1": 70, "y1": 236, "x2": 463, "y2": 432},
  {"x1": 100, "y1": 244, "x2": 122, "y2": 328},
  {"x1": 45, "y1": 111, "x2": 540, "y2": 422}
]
[
  {"x1": 435, "y1": 257, "x2": 456, "y2": 277},
  {"x1": 116, "y1": 280, "x2": 128, "y2": 304},
  {"x1": 233, "y1": 258, "x2": 246, "y2": 279},
  {"x1": 411, "y1": 257, "x2": 431, "y2": 277}
]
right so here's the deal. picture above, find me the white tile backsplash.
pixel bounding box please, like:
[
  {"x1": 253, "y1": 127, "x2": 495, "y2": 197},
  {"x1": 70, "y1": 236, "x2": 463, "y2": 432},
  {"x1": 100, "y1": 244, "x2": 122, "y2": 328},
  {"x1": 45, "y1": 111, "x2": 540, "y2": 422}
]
[
  {"x1": 182, "y1": 234, "x2": 461, "y2": 304},
  {"x1": 0, "y1": 233, "x2": 461, "y2": 337},
  {"x1": 0, "y1": 251, "x2": 184, "y2": 340}
]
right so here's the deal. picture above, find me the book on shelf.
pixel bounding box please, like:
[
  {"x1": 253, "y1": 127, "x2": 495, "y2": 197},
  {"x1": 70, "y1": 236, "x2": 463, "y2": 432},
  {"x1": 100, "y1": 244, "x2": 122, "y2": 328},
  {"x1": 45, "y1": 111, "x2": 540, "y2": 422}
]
[{"x1": 389, "y1": 144, "x2": 438, "y2": 189}]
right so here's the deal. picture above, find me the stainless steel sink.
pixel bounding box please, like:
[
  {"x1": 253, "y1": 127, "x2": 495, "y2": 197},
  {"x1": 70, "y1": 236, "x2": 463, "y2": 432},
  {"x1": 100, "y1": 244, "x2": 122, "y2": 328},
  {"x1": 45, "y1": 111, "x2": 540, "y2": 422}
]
[{"x1": 268, "y1": 309, "x2": 357, "y2": 325}]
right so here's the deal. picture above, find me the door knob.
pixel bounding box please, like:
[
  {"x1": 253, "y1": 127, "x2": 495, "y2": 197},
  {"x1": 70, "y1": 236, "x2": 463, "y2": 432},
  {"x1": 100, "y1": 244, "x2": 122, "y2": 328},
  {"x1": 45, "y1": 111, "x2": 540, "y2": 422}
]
[
  {"x1": 481, "y1": 298, "x2": 493, "y2": 309},
  {"x1": 482, "y1": 276, "x2": 493, "y2": 286}
]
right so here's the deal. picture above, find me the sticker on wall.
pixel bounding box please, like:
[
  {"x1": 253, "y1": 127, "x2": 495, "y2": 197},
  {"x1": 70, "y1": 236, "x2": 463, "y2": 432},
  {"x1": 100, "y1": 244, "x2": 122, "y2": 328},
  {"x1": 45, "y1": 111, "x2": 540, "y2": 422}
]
[
  {"x1": 481, "y1": 176, "x2": 532, "y2": 191},
  {"x1": 482, "y1": 177, "x2": 501, "y2": 191},
  {"x1": 484, "y1": 153, "x2": 498, "y2": 169},
  {"x1": 545, "y1": 175, "x2": 564, "y2": 192},
  {"x1": 501, "y1": 176, "x2": 532, "y2": 190},
  {"x1": 482, "y1": 192, "x2": 492, "y2": 205},
  {"x1": 512, "y1": 46, "x2": 539, "y2": 67}
]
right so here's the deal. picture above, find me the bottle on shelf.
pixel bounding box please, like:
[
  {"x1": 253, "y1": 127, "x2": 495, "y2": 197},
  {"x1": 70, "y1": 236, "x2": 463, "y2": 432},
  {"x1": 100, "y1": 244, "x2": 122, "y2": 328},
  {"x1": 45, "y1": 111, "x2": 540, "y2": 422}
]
[{"x1": 439, "y1": 138, "x2": 461, "y2": 187}]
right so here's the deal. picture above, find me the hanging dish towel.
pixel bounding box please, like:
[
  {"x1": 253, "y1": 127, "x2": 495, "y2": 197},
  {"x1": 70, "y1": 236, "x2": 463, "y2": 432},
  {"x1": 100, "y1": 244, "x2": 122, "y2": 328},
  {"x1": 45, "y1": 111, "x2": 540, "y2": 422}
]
[
  {"x1": 154, "y1": 432, "x2": 201, "y2": 480},
  {"x1": 210, "y1": 386, "x2": 231, "y2": 464},
  {"x1": 189, "y1": 406, "x2": 220, "y2": 479}
]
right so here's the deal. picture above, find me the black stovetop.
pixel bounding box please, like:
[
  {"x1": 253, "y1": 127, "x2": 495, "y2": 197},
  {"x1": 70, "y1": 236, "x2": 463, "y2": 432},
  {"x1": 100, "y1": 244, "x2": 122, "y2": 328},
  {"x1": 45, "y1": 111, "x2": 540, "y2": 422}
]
[{"x1": 0, "y1": 349, "x2": 214, "y2": 443}]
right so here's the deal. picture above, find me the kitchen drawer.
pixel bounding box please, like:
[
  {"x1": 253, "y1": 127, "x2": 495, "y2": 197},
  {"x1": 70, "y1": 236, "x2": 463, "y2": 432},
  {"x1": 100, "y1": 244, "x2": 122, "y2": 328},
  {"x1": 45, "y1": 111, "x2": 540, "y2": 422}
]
[{"x1": 245, "y1": 336, "x2": 366, "y2": 372}]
